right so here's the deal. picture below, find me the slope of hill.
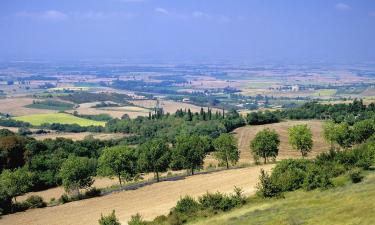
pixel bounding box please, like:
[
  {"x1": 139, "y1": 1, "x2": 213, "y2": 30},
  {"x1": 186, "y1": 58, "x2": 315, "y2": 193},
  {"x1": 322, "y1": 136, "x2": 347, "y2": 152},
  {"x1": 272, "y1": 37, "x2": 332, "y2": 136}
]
[{"x1": 191, "y1": 172, "x2": 375, "y2": 225}]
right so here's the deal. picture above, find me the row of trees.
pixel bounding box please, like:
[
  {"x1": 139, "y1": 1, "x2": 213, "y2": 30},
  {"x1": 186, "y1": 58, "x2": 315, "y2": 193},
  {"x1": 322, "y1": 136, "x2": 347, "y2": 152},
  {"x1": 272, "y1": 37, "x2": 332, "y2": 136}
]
[
  {"x1": 250, "y1": 124, "x2": 313, "y2": 163},
  {"x1": 97, "y1": 133, "x2": 239, "y2": 187}
]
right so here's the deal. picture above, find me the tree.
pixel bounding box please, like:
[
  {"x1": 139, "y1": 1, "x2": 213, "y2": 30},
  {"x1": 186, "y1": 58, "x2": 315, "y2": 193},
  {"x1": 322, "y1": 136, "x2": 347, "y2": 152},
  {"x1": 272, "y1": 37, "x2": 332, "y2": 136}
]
[
  {"x1": 288, "y1": 124, "x2": 313, "y2": 157},
  {"x1": 0, "y1": 167, "x2": 33, "y2": 203},
  {"x1": 322, "y1": 121, "x2": 337, "y2": 148},
  {"x1": 213, "y1": 133, "x2": 239, "y2": 169},
  {"x1": 172, "y1": 135, "x2": 208, "y2": 175},
  {"x1": 351, "y1": 119, "x2": 375, "y2": 144},
  {"x1": 98, "y1": 210, "x2": 121, "y2": 225},
  {"x1": 138, "y1": 139, "x2": 171, "y2": 182},
  {"x1": 0, "y1": 135, "x2": 27, "y2": 170},
  {"x1": 250, "y1": 128, "x2": 280, "y2": 164},
  {"x1": 98, "y1": 146, "x2": 138, "y2": 186},
  {"x1": 59, "y1": 156, "x2": 96, "y2": 195}
]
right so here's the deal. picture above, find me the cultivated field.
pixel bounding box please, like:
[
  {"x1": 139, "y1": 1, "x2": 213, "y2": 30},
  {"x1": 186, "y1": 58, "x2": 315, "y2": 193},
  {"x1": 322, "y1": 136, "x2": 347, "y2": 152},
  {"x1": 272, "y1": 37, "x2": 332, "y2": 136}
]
[
  {"x1": 14, "y1": 113, "x2": 106, "y2": 126},
  {"x1": 0, "y1": 97, "x2": 57, "y2": 116},
  {"x1": 67, "y1": 102, "x2": 150, "y2": 119},
  {"x1": 0, "y1": 164, "x2": 274, "y2": 225},
  {"x1": 233, "y1": 120, "x2": 328, "y2": 164},
  {"x1": 130, "y1": 100, "x2": 222, "y2": 114},
  {"x1": 31, "y1": 132, "x2": 127, "y2": 141}
]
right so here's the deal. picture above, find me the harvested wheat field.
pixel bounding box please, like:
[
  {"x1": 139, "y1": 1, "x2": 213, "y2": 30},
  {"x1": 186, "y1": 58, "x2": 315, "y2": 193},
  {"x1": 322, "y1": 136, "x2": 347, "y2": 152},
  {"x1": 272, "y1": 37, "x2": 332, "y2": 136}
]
[
  {"x1": 0, "y1": 97, "x2": 57, "y2": 116},
  {"x1": 0, "y1": 165, "x2": 273, "y2": 225},
  {"x1": 67, "y1": 102, "x2": 150, "y2": 119},
  {"x1": 31, "y1": 132, "x2": 127, "y2": 141},
  {"x1": 233, "y1": 120, "x2": 328, "y2": 165},
  {"x1": 130, "y1": 99, "x2": 222, "y2": 114}
]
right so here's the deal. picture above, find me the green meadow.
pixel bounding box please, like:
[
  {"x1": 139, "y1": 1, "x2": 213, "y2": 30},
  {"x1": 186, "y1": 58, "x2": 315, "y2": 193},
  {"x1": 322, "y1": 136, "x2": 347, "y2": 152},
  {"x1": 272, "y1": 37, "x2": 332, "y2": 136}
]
[
  {"x1": 14, "y1": 113, "x2": 106, "y2": 126},
  {"x1": 191, "y1": 172, "x2": 375, "y2": 225}
]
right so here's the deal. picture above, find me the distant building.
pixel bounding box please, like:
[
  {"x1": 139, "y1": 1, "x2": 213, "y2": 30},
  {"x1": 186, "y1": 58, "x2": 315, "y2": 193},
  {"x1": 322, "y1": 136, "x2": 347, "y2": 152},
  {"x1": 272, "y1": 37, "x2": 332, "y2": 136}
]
[{"x1": 291, "y1": 85, "x2": 300, "y2": 92}]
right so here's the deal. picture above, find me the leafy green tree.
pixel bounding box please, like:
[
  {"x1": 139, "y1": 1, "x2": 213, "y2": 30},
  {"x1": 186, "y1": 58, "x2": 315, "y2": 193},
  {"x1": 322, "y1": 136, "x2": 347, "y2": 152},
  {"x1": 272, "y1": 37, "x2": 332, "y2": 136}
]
[
  {"x1": 322, "y1": 121, "x2": 338, "y2": 148},
  {"x1": 332, "y1": 122, "x2": 353, "y2": 149},
  {"x1": 98, "y1": 210, "x2": 121, "y2": 225},
  {"x1": 172, "y1": 135, "x2": 209, "y2": 175},
  {"x1": 250, "y1": 128, "x2": 280, "y2": 164},
  {"x1": 0, "y1": 167, "x2": 33, "y2": 203},
  {"x1": 98, "y1": 146, "x2": 138, "y2": 186},
  {"x1": 213, "y1": 133, "x2": 239, "y2": 169},
  {"x1": 351, "y1": 119, "x2": 375, "y2": 144},
  {"x1": 288, "y1": 124, "x2": 313, "y2": 157},
  {"x1": 138, "y1": 139, "x2": 171, "y2": 182},
  {"x1": 59, "y1": 156, "x2": 96, "y2": 195}
]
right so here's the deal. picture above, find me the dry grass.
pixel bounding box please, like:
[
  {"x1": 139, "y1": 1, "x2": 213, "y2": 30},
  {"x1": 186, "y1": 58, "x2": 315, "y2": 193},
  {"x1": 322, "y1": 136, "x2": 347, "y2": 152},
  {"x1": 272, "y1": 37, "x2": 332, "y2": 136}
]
[
  {"x1": 233, "y1": 120, "x2": 328, "y2": 165},
  {"x1": 0, "y1": 97, "x2": 57, "y2": 116},
  {"x1": 31, "y1": 132, "x2": 127, "y2": 141},
  {"x1": 130, "y1": 100, "x2": 222, "y2": 114},
  {"x1": 18, "y1": 177, "x2": 119, "y2": 202},
  {"x1": 1, "y1": 165, "x2": 274, "y2": 225},
  {"x1": 67, "y1": 102, "x2": 150, "y2": 119}
]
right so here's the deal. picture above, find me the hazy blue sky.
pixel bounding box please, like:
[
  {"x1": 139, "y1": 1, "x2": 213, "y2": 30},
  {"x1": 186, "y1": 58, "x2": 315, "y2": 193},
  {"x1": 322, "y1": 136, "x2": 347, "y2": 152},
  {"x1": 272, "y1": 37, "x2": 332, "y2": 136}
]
[{"x1": 0, "y1": 0, "x2": 375, "y2": 63}]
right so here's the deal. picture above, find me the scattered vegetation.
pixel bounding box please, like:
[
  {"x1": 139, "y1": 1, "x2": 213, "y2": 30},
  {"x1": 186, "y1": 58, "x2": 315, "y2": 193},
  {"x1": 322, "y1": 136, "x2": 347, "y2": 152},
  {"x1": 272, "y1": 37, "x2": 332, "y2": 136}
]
[{"x1": 25, "y1": 100, "x2": 74, "y2": 111}]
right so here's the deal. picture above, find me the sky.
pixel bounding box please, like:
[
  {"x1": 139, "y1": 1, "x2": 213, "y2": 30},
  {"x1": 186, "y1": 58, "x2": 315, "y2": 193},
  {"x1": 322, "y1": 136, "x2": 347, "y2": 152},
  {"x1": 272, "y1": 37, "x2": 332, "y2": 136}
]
[{"x1": 0, "y1": 0, "x2": 375, "y2": 63}]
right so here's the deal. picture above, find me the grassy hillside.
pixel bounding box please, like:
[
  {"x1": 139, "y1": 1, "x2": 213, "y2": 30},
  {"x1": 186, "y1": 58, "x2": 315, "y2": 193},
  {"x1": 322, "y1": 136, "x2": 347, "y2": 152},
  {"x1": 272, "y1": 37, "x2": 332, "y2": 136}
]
[
  {"x1": 14, "y1": 113, "x2": 106, "y2": 126},
  {"x1": 191, "y1": 172, "x2": 375, "y2": 225}
]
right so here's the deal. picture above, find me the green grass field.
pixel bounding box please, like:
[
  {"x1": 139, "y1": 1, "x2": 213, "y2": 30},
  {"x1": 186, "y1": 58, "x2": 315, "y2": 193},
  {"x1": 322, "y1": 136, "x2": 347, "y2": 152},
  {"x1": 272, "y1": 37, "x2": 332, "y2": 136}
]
[
  {"x1": 25, "y1": 100, "x2": 74, "y2": 111},
  {"x1": 191, "y1": 172, "x2": 375, "y2": 225},
  {"x1": 14, "y1": 113, "x2": 106, "y2": 126},
  {"x1": 313, "y1": 89, "x2": 337, "y2": 97}
]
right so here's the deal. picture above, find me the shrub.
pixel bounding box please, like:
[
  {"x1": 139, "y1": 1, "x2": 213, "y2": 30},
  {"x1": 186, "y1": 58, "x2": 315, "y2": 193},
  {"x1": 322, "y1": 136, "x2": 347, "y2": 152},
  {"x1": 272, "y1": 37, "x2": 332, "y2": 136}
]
[
  {"x1": 98, "y1": 210, "x2": 121, "y2": 225},
  {"x1": 303, "y1": 165, "x2": 332, "y2": 191},
  {"x1": 128, "y1": 213, "x2": 147, "y2": 225},
  {"x1": 349, "y1": 169, "x2": 364, "y2": 183},
  {"x1": 11, "y1": 201, "x2": 29, "y2": 212},
  {"x1": 24, "y1": 195, "x2": 46, "y2": 208},
  {"x1": 58, "y1": 193, "x2": 70, "y2": 204},
  {"x1": 256, "y1": 169, "x2": 283, "y2": 198},
  {"x1": 198, "y1": 192, "x2": 236, "y2": 212},
  {"x1": 231, "y1": 186, "x2": 246, "y2": 206},
  {"x1": 85, "y1": 187, "x2": 101, "y2": 198},
  {"x1": 271, "y1": 159, "x2": 311, "y2": 192},
  {"x1": 173, "y1": 196, "x2": 200, "y2": 214}
]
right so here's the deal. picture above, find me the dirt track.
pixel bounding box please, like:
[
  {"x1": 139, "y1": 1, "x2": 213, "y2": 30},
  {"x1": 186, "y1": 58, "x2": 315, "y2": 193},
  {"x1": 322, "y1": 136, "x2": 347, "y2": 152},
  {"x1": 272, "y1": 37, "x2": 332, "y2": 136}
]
[{"x1": 0, "y1": 165, "x2": 273, "y2": 225}]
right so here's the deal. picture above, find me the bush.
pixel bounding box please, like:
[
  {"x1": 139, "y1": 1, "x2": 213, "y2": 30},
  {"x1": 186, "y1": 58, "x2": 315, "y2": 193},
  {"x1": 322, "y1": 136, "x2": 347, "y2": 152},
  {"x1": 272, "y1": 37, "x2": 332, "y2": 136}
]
[
  {"x1": 58, "y1": 193, "x2": 70, "y2": 204},
  {"x1": 231, "y1": 186, "x2": 246, "y2": 206},
  {"x1": 349, "y1": 169, "x2": 364, "y2": 183},
  {"x1": 198, "y1": 192, "x2": 233, "y2": 211},
  {"x1": 128, "y1": 213, "x2": 147, "y2": 225},
  {"x1": 24, "y1": 195, "x2": 46, "y2": 208},
  {"x1": 11, "y1": 201, "x2": 30, "y2": 212},
  {"x1": 256, "y1": 169, "x2": 283, "y2": 198},
  {"x1": 271, "y1": 159, "x2": 311, "y2": 192},
  {"x1": 85, "y1": 187, "x2": 101, "y2": 198},
  {"x1": 173, "y1": 196, "x2": 200, "y2": 214},
  {"x1": 98, "y1": 210, "x2": 121, "y2": 225},
  {"x1": 303, "y1": 165, "x2": 332, "y2": 191}
]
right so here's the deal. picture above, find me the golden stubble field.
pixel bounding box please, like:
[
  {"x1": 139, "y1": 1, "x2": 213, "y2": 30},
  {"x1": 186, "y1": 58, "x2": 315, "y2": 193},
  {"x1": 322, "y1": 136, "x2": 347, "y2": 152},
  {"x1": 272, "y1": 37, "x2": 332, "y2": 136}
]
[
  {"x1": 0, "y1": 165, "x2": 274, "y2": 225},
  {"x1": 130, "y1": 99, "x2": 223, "y2": 114},
  {"x1": 0, "y1": 120, "x2": 328, "y2": 225},
  {"x1": 0, "y1": 97, "x2": 57, "y2": 116},
  {"x1": 234, "y1": 120, "x2": 327, "y2": 164}
]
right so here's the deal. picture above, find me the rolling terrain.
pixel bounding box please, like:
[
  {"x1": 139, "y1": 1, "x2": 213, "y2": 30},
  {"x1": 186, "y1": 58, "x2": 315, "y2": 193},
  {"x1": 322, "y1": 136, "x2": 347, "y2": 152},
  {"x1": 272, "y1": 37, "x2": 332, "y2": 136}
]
[{"x1": 0, "y1": 164, "x2": 274, "y2": 225}]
